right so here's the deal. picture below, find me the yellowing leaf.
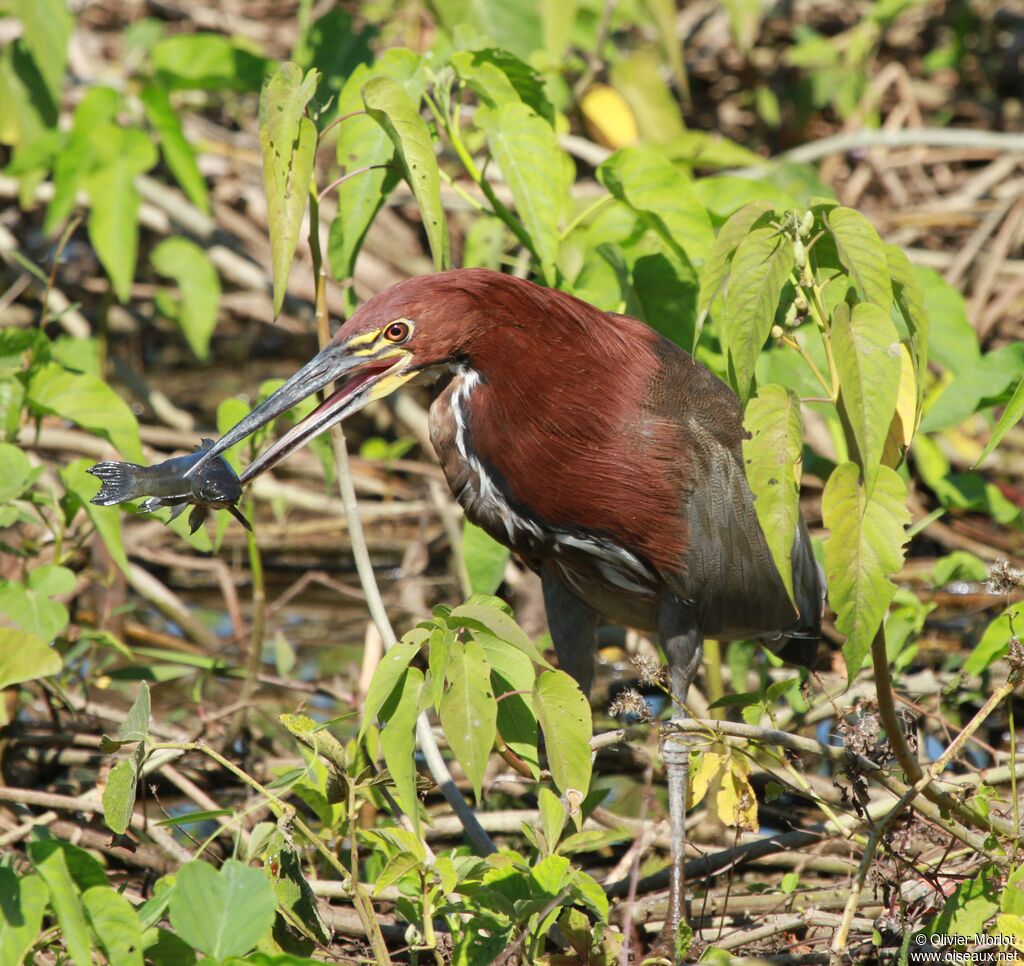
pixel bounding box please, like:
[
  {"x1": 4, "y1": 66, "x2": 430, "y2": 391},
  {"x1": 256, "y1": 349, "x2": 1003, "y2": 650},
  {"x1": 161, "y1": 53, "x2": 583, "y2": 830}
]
[
  {"x1": 715, "y1": 756, "x2": 759, "y2": 831},
  {"x1": 882, "y1": 343, "x2": 918, "y2": 467},
  {"x1": 687, "y1": 750, "x2": 723, "y2": 808},
  {"x1": 580, "y1": 85, "x2": 638, "y2": 149}
]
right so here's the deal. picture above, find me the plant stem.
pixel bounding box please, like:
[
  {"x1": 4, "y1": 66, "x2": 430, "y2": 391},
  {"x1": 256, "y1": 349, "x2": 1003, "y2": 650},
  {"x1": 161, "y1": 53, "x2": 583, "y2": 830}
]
[
  {"x1": 306, "y1": 181, "x2": 497, "y2": 857},
  {"x1": 239, "y1": 501, "x2": 264, "y2": 707}
]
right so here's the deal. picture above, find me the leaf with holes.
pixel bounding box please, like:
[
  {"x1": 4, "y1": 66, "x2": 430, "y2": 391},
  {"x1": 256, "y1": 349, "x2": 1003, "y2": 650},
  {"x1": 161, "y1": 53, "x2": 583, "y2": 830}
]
[
  {"x1": 363, "y1": 75, "x2": 449, "y2": 271},
  {"x1": 259, "y1": 63, "x2": 319, "y2": 315}
]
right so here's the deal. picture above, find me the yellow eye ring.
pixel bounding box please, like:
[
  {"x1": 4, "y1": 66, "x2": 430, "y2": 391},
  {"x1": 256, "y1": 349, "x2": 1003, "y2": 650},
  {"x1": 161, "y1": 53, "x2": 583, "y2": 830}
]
[{"x1": 384, "y1": 321, "x2": 411, "y2": 343}]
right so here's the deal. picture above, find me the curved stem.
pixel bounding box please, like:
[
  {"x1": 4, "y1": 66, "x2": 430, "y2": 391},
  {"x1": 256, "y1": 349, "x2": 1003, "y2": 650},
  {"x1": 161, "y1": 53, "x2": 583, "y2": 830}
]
[{"x1": 307, "y1": 183, "x2": 497, "y2": 857}]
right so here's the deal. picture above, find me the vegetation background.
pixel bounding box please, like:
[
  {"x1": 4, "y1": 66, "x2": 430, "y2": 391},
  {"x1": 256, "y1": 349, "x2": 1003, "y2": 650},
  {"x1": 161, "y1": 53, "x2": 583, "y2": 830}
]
[{"x1": 1, "y1": 0, "x2": 1024, "y2": 963}]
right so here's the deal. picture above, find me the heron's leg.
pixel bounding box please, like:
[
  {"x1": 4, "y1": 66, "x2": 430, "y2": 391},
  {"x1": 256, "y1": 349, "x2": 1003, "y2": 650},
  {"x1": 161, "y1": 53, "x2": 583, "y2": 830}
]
[
  {"x1": 540, "y1": 565, "x2": 599, "y2": 697},
  {"x1": 658, "y1": 595, "x2": 703, "y2": 958}
]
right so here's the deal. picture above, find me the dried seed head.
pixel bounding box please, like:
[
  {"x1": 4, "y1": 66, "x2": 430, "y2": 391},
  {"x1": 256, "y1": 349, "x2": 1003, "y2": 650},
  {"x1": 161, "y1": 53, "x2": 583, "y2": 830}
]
[
  {"x1": 609, "y1": 688, "x2": 652, "y2": 722},
  {"x1": 988, "y1": 559, "x2": 1024, "y2": 595},
  {"x1": 1007, "y1": 636, "x2": 1024, "y2": 683},
  {"x1": 629, "y1": 653, "x2": 664, "y2": 687}
]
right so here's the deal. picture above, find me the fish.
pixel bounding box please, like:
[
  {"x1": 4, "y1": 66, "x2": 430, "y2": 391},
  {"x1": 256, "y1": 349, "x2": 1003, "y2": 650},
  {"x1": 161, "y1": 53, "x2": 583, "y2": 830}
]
[{"x1": 87, "y1": 439, "x2": 252, "y2": 534}]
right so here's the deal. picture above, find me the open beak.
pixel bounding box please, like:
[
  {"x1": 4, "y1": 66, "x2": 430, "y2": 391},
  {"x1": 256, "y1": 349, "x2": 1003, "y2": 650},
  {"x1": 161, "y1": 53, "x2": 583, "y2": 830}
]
[{"x1": 185, "y1": 341, "x2": 411, "y2": 485}]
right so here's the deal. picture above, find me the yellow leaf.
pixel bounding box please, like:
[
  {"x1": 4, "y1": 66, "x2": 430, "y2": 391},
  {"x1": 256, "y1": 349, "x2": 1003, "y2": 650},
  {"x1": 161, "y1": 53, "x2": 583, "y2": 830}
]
[
  {"x1": 581, "y1": 85, "x2": 639, "y2": 150},
  {"x1": 995, "y1": 914, "x2": 1024, "y2": 951},
  {"x1": 715, "y1": 757, "x2": 759, "y2": 831},
  {"x1": 687, "y1": 751, "x2": 722, "y2": 808},
  {"x1": 882, "y1": 342, "x2": 918, "y2": 467}
]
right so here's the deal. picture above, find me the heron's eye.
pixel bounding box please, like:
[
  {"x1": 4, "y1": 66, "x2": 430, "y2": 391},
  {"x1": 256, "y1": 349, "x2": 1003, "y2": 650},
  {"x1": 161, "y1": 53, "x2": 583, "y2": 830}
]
[{"x1": 384, "y1": 321, "x2": 411, "y2": 343}]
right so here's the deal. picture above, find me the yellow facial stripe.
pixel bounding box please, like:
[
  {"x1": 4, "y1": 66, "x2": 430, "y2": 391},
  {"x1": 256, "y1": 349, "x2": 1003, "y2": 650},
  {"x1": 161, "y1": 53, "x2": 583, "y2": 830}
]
[
  {"x1": 365, "y1": 365, "x2": 417, "y2": 404},
  {"x1": 345, "y1": 318, "x2": 415, "y2": 357}
]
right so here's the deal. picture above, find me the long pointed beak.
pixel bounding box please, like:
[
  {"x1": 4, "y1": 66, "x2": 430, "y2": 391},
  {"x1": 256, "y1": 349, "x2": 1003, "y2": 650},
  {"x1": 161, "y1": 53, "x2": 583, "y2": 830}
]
[{"x1": 185, "y1": 342, "x2": 406, "y2": 485}]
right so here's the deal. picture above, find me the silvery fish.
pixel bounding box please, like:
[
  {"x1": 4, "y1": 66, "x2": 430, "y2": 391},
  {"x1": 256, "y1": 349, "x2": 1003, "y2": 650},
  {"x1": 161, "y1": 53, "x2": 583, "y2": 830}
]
[{"x1": 87, "y1": 439, "x2": 252, "y2": 534}]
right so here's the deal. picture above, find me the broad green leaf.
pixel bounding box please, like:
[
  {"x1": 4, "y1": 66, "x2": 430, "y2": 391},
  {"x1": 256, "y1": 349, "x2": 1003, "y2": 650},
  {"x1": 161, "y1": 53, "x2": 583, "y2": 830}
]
[
  {"x1": 827, "y1": 207, "x2": 892, "y2": 308},
  {"x1": 463, "y1": 215, "x2": 507, "y2": 270},
  {"x1": 742, "y1": 385, "x2": 803, "y2": 609},
  {"x1": 169, "y1": 860, "x2": 276, "y2": 960},
  {"x1": 8, "y1": 0, "x2": 71, "y2": 108},
  {"x1": 533, "y1": 670, "x2": 592, "y2": 797},
  {"x1": 476, "y1": 101, "x2": 566, "y2": 284},
  {"x1": 975, "y1": 376, "x2": 1024, "y2": 469},
  {"x1": 0, "y1": 869, "x2": 49, "y2": 966},
  {"x1": 463, "y1": 522, "x2": 511, "y2": 595},
  {"x1": 0, "y1": 442, "x2": 32, "y2": 502},
  {"x1": 537, "y1": 786, "x2": 566, "y2": 852},
  {"x1": 378, "y1": 666, "x2": 425, "y2": 829},
  {"x1": 480, "y1": 636, "x2": 539, "y2": 776},
  {"x1": 60, "y1": 459, "x2": 130, "y2": 576},
  {"x1": 329, "y1": 49, "x2": 421, "y2": 296},
  {"x1": 121, "y1": 680, "x2": 152, "y2": 743},
  {"x1": 449, "y1": 601, "x2": 552, "y2": 668},
  {"x1": 359, "y1": 637, "x2": 423, "y2": 740},
  {"x1": 269, "y1": 845, "x2": 330, "y2": 944},
  {"x1": 822, "y1": 463, "x2": 910, "y2": 682},
  {"x1": 152, "y1": 34, "x2": 267, "y2": 92},
  {"x1": 886, "y1": 245, "x2": 929, "y2": 413},
  {"x1": 451, "y1": 48, "x2": 553, "y2": 122},
  {"x1": 28, "y1": 841, "x2": 92, "y2": 966},
  {"x1": 363, "y1": 75, "x2": 450, "y2": 271},
  {"x1": 921, "y1": 342, "x2": 1024, "y2": 433},
  {"x1": 29, "y1": 364, "x2": 143, "y2": 462},
  {"x1": 963, "y1": 609, "x2": 1016, "y2": 676},
  {"x1": 0, "y1": 628, "x2": 61, "y2": 693},
  {"x1": 722, "y1": 227, "x2": 794, "y2": 401},
  {"x1": 430, "y1": 0, "x2": 543, "y2": 59},
  {"x1": 609, "y1": 50, "x2": 685, "y2": 145},
  {"x1": 140, "y1": 84, "x2": 209, "y2": 213},
  {"x1": 151, "y1": 238, "x2": 221, "y2": 360},
  {"x1": 82, "y1": 126, "x2": 159, "y2": 303},
  {"x1": 439, "y1": 639, "x2": 497, "y2": 802},
  {"x1": 930, "y1": 868, "x2": 999, "y2": 937},
  {"x1": 597, "y1": 147, "x2": 713, "y2": 272},
  {"x1": 45, "y1": 87, "x2": 120, "y2": 231},
  {"x1": 916, "y1": 265, "x2": 974, "y2": 375},
  {"x1": 0, "y1": 582, "x2": 68, "y2": 641},
  {"x1": 631, "y1": 252, "x2": 699, "y2": 351},
  {"x1": 697, "y1": 201, "x2": 774, "y2": 323},
  {"x1": 82, "y1": 886, "x2": 144, "y2": 966},
  {"x1": 259, "y1": 63, "x2": 319, "y2": 315},
  {"x1": 832, "y1": 302, "x2": 901, "y2": 489}
]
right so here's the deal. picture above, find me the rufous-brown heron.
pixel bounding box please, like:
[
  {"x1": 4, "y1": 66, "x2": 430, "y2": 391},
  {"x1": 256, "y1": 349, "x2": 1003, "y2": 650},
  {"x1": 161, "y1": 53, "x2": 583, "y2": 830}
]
[{"x1": 189, "y1": 267, "x2": 824, "y2": 950}]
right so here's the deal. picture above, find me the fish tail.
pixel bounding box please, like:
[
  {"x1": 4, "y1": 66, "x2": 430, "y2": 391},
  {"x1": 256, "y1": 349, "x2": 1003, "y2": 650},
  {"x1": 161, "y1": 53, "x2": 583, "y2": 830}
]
[{"x1": 87, "y1": 461, "x2": 144, "y2": 506}]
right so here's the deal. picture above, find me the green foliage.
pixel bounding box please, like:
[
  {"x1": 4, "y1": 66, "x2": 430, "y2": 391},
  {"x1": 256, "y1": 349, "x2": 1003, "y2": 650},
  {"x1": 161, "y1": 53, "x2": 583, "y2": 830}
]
[{"x1": 151, "y1": 238, "x2": 222, "y2": 360}]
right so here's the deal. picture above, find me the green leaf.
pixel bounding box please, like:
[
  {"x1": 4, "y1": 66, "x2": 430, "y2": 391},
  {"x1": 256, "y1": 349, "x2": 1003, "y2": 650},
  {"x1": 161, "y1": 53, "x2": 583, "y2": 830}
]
[
  {"x1": 378, "y1": 666, "x2": 425, "y2": 830},
  {"x1": 916, "y1": 265, "x2": 975, "y2": 375},
  {"x1": 82, "y1": 126, "x2": 159, "y2": 303},
  {"x1": 463, "y1": 522, "x2": 511, "y2": 595},
  {"x1": 822, "y1": 463, "x2": 910, "y2": 682},
  {"x1": 449, "y1": 601, "x2": 552, "y2": 668},
  {"x1": 963, "y1": 609, "x2": 1016, "y2": 676},
  {"x1": 832, "y1": 301, "x2": 902, "y2": 490},
  {"x1": 27, "y1": 564, "x2": 75, "y2": 598},
  {"x1": 60, "y1": 459, "x2": 130, "y2": 576},
  {"x1": 28, "y1": 841, "x2": 93, "y2": 966},
  {"x1": 476, "y1": 100, "x2": 566, "y2": 284},
  {"x1": 697, "y1": 201, "x2": 774, "y2": 324},
  {"x1": 533, "y1": 670, "x2": 592, "y2": 798},
  {"x1": 28, "y1": 364, "x2": 143, "y2": 462},
  {"x1": 921, "y1": 342, "x2": 1024, "y2": 433},
  {"x1": 439, "y1": 639, "x2": 497, "y2": 802},
  {"x1": 722, "y1": 226, "x2": 794, "y2": 401},
  {"x1": 482, "y1": 638, "x2": 539, "y2": 777},
  {"x1": 0, "y1": 583, "x2": 68, "y2": 641},
  {"x1": 151, "y1": 238, "x2": 221, "y2": 360},
  {"x1": 259, "y1": 63, "x2": 319, "y2": 316},
  {"x1": 975, "y1": 376, "x2": 1024, "y2": 469},
  {"x1": 363, "y1": 75, "x2": 450, "y2": 271},
  {"x1": 430, "y1": 0, "x2": 543, "y2": 59},
  {"x1": 0, "y1": 869, "x2": 49, "y2": 966},
  {"x1": 597, "y1": 147, "x2": 714, "y2": 272},
  {"x1": 359, "y1": 636, "x2": 423, "y2": 740},
  {"x1": 537, "y1": 786, "x2": 566, "y2": 852},
  {"x1": 169, "y1": 860, "x2": 277, "y2": 960},
  {"x1": 451, "y1": 48, "x2": 553, "y2": 122},
  {"x1": 827, "y1": 207, "x2": 892, "y2": 308},
  {"x1": 8, "y1": 0, "x2": 72, "y2": 108},
  {"x1": 152, "y1": 34, "x2": 267, "y2": 92},
  {"x1": 742, "y1": 385, "x2": 803, "y2": 609},
  {"x1": 82, "y1": 886, "x2": 144, "y2": 966},
  {"x1": 329, "y1": 49, "x2": 421, "y2": 295},
  {"x1": 121, "y1": 680, "x2": 152, "y2": 744},
  {"x1": 140, "y1": 84, "x2": 210, "y2": 213},
  {"x1": 930, "y1": 868, "x2": 999, "y2": 937},
  {"x1": 0, "y1": 442, "x2": 33, "y2": 502}
]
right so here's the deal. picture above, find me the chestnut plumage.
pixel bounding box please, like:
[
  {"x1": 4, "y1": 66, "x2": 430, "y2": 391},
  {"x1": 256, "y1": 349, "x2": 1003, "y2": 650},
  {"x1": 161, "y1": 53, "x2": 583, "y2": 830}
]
[{"x1": 194, "y1": 267, "x2": 824, "y2": 945}]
